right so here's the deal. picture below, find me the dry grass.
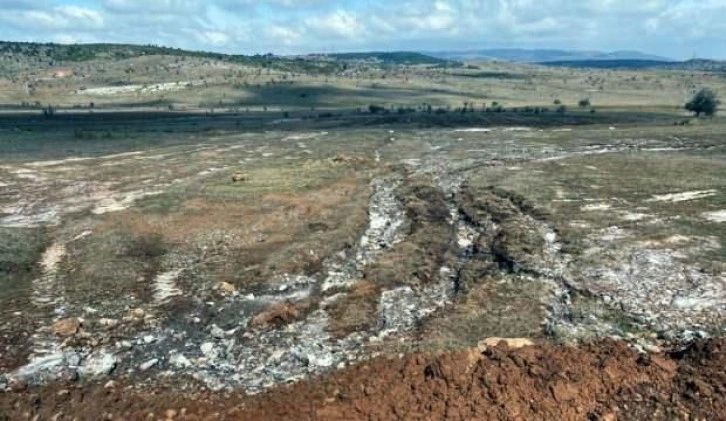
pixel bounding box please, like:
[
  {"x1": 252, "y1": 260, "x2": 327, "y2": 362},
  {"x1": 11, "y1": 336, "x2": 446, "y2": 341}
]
[
  {"x1": 327, "y1": 281, "x2": 381, "y2": 337},
  {"x1": 416, "y1": 277, "x2": 549, "y2": 351}
]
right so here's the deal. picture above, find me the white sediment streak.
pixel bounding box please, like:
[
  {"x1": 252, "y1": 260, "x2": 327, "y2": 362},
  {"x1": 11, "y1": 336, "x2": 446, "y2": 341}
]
[
  {"x1": 153, "y1": 269, "x2": 183, "y2": 306},
  {"x1": 31, "y1": 242, "x2": 67, "y2": 358},
  {"x1": 648, "y1": 190, "x2": 717, "y2": 203},
  {"x1": 703, "y1": 210, "x2": 726, "y2": 223}
]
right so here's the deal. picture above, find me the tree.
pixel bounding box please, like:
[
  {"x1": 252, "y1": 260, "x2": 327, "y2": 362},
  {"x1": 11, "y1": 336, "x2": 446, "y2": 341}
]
[{"x1": 686, "y1": 88, "x2": 720, "y2": 117}]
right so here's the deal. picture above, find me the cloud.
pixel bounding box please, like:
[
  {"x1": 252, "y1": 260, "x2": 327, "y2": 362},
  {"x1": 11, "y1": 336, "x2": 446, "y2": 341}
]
[
  {"x1": 0, "y1": 0, "x2": 725, "y2": 59},
  {"x1": 0, "y1": 5, "x2": 104, "y2": 31},
  {"x1": 305, "y1": 10, "x2": 366, "y2": 38}
]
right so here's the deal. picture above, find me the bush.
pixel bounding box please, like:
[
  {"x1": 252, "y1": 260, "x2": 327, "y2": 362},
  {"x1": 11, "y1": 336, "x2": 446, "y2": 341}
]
[
  {"x1": 126, "y1": 233, "x2": 167, "y2": 260},
  {"x1": 578, "y1": 98, "x2": 591, "y2": 108},
  {"x1": 553, "y1": 99, "x2": 562, "y2": 105},
  {"x1": 685, "y1": 88, "x2": 720, "y2": 117},
  {"x1": 368, "y1": 104, "x2": 386, "y2": 114}
]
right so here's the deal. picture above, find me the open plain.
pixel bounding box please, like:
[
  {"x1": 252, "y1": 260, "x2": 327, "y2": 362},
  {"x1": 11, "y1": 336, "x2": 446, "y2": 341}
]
[{"x1": 0, "y1": 44, "x2": 724, "y2": 420}]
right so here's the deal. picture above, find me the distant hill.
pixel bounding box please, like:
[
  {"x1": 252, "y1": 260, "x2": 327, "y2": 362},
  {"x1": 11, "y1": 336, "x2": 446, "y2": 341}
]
[
  {"x1": 427, "y1": 48, "x2": 673, "y2": 63},
  {"x1": 541, "y1": 59, "x2": 674, "y2": 69},
  {"x1": 541, "y1": 58, "x2": 726, "y2": 71},
  {"x1": 0, "y1": 41, "x2": 344, "y2": 74},
  {"x1": 325, "y1": 51, "x2": 454, "y2": 66}
]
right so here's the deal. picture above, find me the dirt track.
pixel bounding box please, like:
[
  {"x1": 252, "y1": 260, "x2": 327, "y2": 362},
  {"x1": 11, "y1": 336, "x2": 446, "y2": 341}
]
[{"x1": 1, "y1": 338, "x2": 723, "y2": 420}]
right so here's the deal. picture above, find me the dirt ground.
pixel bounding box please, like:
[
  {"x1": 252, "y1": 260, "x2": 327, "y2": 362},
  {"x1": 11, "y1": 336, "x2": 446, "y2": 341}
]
[{"x1": 0, "y1": 338, "x2": 723, "y2": 421}]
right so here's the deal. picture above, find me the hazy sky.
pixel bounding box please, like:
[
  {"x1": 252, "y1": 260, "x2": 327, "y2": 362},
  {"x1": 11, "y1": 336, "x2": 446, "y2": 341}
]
[{"x1": 0, "y1": 0, "x2": 724, "y2": 59}]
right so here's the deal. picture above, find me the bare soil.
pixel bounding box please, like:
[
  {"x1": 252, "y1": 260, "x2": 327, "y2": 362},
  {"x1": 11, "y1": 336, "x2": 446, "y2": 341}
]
[{"x1": 1, "y1": 338, "x2": 723, "y2": 420}]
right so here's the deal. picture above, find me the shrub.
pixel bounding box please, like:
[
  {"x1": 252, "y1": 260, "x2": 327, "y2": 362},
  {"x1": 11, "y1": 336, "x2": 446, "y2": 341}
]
[{"x1": 685, "y1": 88, "x2": 719, "y2": 117}]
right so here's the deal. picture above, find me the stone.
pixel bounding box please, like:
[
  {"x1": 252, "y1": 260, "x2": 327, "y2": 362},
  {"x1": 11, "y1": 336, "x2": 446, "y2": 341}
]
[
  {"x1": 200, "y1": 343, "x2": 219, "y2": 361},
  {"x1": 307, "y1": 353, "x2": 334, "y2": 368},
  {"x1": 231, "y1": 173, "x2": 248, "y2": 183},
  {"x1": 643, "y1": 344, "x2": 662, "y2": 354},
  {"x1": 58, "y1": 368, "x2": 78, "y2": 382},
  {"x1": 169, "y1": 354, "x2": 192, "y2": 368},
  {"x1": 210, "y1": 325, "x2": 226, "y2": 339},
  {"x1": 98, "y1": 318, "x2": 119, "y2": 328},
  {"x1": 218, "y1": 282, "x2": 236, "y2": 294},
  {"x1": 15, "y1": 353, "x2": 66, "y2": 381},
  {"x1": 66, "y1": 353, "x2": 82, "y2": 367},
  {"x1": 165, "y1": 409, "x2": 178, "y2": 419},
  {"x1": 8, "y1": 378, "x2": 27, "y2": 392},
  {"x1": 130, "y1": 308, "x2": 146, "y2": 320},
  {"x1": 80, "y1": 351, "x2": 117, "y2": 377},
  {"x1": 139, "y1": 358, "x2": 159, "y2": 372},
  {"x1": 250, "y1": 301, "x2": 300, "y2": 329},
  {"x1": 104, "y1": 380, "x2": 117, "y2": 389},
  {"x1": 478, "y1": 337, "x2": 535, "y2": 352},
  {"x1": 52, "y1": 318, "x2": 81, "y2": 337}
]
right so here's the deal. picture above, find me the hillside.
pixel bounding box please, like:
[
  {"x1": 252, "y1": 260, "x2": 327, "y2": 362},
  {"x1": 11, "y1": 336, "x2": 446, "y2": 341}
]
[
  {"x1": 541, "y1": 58, "x2": 726, "y2": 71},
  {"x1": 0, "y1": 41, "x2": 344, "y2": 74},
  {"x1": 428, "y1": 48, "x2": 673, "y2": 63},
  {"x1": 325, "y1": 51, "x2": 453, "y2": 66}
]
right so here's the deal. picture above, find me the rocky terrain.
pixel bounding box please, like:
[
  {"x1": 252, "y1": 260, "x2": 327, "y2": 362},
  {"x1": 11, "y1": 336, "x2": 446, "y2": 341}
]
[
  {"x1": 1, "y1": 338, "x2": 723, "y2": 420},
  {"x1": 1, "y1": 122, "x2": 725, "y2": 419}
]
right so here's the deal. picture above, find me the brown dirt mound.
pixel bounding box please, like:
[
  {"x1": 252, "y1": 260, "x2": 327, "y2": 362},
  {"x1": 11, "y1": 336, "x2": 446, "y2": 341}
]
[{"x1": 1, "y1": 339, "x2": 724, "y2": 420}]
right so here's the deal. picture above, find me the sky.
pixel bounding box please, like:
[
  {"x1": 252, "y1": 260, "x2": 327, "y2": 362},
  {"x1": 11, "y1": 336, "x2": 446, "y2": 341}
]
[{"x1": 0, "y1": 0, "x2": 725, "y2": 59}]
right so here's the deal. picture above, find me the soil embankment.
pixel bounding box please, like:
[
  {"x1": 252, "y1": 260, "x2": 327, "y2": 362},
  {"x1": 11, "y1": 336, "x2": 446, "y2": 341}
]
[{"x1": 1, "y1": 338, "x2": 723, "y2": 420}]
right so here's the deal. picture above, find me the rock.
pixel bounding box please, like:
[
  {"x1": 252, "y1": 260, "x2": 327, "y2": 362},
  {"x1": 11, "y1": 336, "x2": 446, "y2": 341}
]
[
  {"x1": 104, "y1": 380, "x2": 117, "y2": 389},
  {"x1": 8, "y1": 378, "x2": 27, "y2": 392},
  {"x1": 58, "y1": 368, "x2": 78, "y2": 382},
  {"x1": 66, "y1": 353, "x2": 82, "y2": 367},
  {"x1": 52, "y1": 318, "x2": 81, "y2": 337},
  {"x1": 250, "y1": 301, "x2": 301, "y2": 329},
  {"x1": 80, "y1": 351, "x2": 117, "y2": 377},
  {"x1": 169, "y1": 353, "x2": 192, "y2": 368},
  {"x1": 165, "y1": 409, "x2": 178, "y2": 419},
  {"x1": 98, "y1": 318, "x2": 119, "y2": 328},
  {"x1": 308, "y1": 353, "x2": 334, "y2": 368},
  {"x1": 143, "y1": 335, "x2": 156, "y2": 344},
  {"x1": 218, "y1": 282, "x2": 236, "y2": 295},
  {"x1": 210, "y1": 325, "x2": 226, "y2": 339},
  {"x1": 15, "y1": 353, "x2": 66, "y2": 381},
  {"x1": 130, "y1": 308, "x2": 145, "y2": 320},
  {"x1": 643, "y1": 344, "x2": 662, "y2": 354},
  {"x1": 478, "y1": 337, "x2": 534, "y2": 351},
  {"x1": 200, "y1": 343, "x2": 219, "y2": 361},
  {"x1": 231, "y1": 173, "x2": 248, "y2": 183},
  {"x1": 139, "y1": 359, "x2": 159, "y2": 372}
]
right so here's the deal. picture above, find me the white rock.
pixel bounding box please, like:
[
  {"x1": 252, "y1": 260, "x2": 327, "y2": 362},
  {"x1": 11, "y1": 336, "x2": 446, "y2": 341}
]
[
  {"x1": 15, "y1": 353, "x2": 65, "y2": 379},
  {"x1": 308, "y1": 353, "x2": 334, "y2": 368},
  {"x1": 169, "y1": 353, "x2": 192, "y2": 368},
  {"x1": 139, "y1": 358, "x2": 158, "y2": 371},
  {"x1": 210, "y1": 325, "x2": 226, "y2": 339},
  {"x1": 80, "y1": 351, "x2": 117, "y2": 377},
  {"x1": 200, "y1": 342, "x2": 219, "y2": 360}
]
